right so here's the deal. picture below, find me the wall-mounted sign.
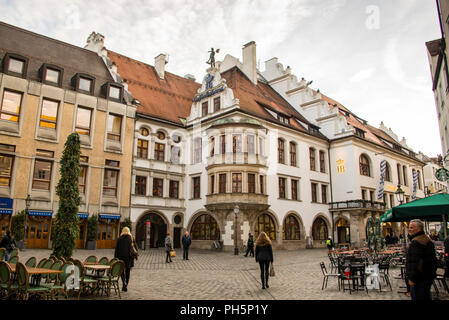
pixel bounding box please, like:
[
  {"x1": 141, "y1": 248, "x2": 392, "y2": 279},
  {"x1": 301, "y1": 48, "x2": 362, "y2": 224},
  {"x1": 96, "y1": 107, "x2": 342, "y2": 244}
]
[
  {"x1": 0, "y1": 198, "x2": 13, "y2": 209},
  {"x1": 336, "y1": 159, "x2": 346, "y2": 173},
  {"x1": 435, "y1": 168, "x2": 449, "y2": 181}
]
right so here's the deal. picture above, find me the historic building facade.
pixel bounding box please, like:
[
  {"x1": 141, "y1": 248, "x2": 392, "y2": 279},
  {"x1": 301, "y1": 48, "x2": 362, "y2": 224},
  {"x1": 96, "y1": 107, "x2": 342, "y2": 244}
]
[
  {"x1": 262, "y1": 57, "x2": 426, "y2": 244},
  {"x1": 0, "y1": 22, "x2": 136, "y2": 249}
]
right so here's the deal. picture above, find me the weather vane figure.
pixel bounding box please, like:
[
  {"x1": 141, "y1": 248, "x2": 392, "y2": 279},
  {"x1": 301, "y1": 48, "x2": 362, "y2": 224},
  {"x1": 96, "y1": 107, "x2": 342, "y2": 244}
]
[{"x1": 206, "y1": 48, "x2": 220, "y2": 68}]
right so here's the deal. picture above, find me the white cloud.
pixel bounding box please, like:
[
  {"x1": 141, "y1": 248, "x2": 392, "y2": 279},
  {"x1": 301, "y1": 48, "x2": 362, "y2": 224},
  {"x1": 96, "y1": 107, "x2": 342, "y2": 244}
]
[{"x1": 0, "y1": 0, "x2": 443, "y2": 156}]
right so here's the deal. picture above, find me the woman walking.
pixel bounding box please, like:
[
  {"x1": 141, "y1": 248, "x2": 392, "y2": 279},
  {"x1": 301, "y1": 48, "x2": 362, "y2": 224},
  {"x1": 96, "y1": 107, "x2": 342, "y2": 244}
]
[
  {"x1": 255, "y1": 232, "x2": 274, "y2": 289},
  {"x1": 165, "y1": 232, "x2": 173, "y2": 263},
  {"x1": 114, "y1": 227, "x2": 137, "y2": 292}
]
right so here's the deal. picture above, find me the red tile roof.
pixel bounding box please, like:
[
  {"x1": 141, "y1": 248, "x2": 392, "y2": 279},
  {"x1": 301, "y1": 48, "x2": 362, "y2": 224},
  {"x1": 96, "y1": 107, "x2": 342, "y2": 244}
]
[{"x1": 107, "y1": 50, "x2": 201, "y2": 125}]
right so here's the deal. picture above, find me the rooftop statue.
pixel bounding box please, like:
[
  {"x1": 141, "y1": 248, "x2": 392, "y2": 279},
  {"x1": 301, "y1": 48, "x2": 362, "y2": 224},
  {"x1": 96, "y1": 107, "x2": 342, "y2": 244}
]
[{"x1": 206, "y1": 48, "x2": 220, "y2": 68}]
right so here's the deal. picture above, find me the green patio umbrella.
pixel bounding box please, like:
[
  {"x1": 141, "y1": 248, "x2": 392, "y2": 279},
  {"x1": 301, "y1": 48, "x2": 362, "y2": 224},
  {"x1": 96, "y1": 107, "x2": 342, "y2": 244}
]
[{"x1": 380, "y1": 193, "x2": 449, "y2": 237}]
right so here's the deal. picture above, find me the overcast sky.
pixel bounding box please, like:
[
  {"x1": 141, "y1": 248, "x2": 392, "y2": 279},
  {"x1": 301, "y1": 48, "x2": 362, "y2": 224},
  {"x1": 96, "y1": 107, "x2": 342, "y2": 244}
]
[{"x1": 0, "y1": 0, "x2": 443, "y2": 156}]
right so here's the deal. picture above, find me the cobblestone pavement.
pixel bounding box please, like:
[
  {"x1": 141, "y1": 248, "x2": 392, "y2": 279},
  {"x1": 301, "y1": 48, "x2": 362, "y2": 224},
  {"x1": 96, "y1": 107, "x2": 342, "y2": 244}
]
[{"x1": 16, "y1": 247, "x2": 449, "y2": 300}]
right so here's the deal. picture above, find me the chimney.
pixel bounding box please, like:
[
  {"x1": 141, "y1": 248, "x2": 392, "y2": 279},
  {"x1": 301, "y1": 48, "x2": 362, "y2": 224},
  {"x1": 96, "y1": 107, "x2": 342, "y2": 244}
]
[
  {"x1": 242, "y1": 41, "x2": 257, "y2": 85},
  {"x1": 84, "y1": 32, "x2": 105, "y2": 56},
  {"x1": 155, "y1": 53, "x2": 167, "y2": 79}
]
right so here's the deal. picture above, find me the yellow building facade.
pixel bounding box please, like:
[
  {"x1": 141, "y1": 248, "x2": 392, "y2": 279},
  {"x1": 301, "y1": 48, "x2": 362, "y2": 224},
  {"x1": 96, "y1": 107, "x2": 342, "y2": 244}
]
[{"x1": 0, "y1": 22, "x2": 136, "y2": 249}]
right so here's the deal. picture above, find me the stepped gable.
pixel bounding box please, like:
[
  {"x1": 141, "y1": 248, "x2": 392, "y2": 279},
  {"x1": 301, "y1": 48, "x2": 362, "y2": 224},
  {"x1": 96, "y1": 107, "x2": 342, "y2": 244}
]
[
  {"x1": 107, "y1": 50, "x2": 201, "y2": 125},
  {"x1": 320, "y1": 93, "x2": 386, "y2": 146},
  {"x1": 221, "y1": 66, "x2": 326, "y2": 138}
]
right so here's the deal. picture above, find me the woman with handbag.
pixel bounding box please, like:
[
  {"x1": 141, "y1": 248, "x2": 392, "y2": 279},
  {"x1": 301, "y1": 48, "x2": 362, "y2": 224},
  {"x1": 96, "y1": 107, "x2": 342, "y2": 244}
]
[
  {"x1": 255, "y1": 232, "x2": 274, "y2": 289},
  {"x1": 165, "y1": 232, "x2": 173, "y2": 263},
  {"x1": 114, "y1": 227, "x2": 138, "y2": 292}
]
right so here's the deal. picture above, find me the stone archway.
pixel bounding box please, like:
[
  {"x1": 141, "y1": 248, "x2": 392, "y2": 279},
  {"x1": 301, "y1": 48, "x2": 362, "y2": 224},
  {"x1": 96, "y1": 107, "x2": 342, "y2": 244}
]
[{"x1": 136, "y1": 211, "x2": 169, "y2": 250}]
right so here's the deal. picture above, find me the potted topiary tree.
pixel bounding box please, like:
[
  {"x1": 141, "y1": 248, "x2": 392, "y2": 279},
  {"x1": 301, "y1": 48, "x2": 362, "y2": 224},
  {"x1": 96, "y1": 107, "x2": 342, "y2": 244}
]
[
  {"x1": 120, "y1": 217, "x2": 132, "y2": 233},
  {"x1": 52, "y1": 132, "x2": 81, "y2": 259},
  {"x1": 86, "y1": 214, "x2": 98, "y2": 250},
  {"x1": 11, "y1": 210, "x2": 26, "y2": 250}
]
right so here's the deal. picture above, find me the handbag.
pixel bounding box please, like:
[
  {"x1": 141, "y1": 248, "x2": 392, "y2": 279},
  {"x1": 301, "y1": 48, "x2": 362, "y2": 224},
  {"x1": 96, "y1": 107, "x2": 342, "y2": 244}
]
[
  {"x1": 130, "y1": 240, "x2": 139, "y2": 260},
  {"x1": 169, "y1": 250, "x2": 176, "y2": 258},
  {"x1": 269, "y1": 262, "x2": 275, "y2": 277}
]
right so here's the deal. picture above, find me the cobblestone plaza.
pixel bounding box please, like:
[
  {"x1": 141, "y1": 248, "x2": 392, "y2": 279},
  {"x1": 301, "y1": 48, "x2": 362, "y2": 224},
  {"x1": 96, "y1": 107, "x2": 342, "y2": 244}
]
[{"x1": 16, "y1": 248, "x2": 449, "y2": 301}]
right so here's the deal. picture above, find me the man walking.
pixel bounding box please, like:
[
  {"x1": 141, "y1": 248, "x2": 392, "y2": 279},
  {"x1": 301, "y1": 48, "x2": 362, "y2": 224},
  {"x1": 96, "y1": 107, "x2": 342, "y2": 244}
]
[
  {"x1": 405, "y1": 219, "x2": 437, "y2": 300},
  {"x1": 244, "y1": 233, "x2": 254, "y2": 257},
  {"x1": 182, "y1": 231, "x2": 192, "y2": 260}
]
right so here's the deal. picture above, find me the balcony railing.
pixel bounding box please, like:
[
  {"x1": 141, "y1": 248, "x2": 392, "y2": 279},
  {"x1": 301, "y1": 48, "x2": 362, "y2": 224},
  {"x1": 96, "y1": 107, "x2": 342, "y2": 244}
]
[{"x1": 329, "y1": 200, "x2": 386, "y2": 211}]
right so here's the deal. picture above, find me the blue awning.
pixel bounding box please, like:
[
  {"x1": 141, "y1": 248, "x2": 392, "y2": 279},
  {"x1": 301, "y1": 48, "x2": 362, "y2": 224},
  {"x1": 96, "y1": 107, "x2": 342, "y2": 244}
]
[
  {"x1": 78, "y1": 213, "x2": 89, "y2": 219},
  {"x1": 28, "y1": 210, "x2": 53, "y2": 217},
  {"x1": 99, "y1": 214, "x2": 121, "y2": 220},
  {"x1": 0, "y1": 209, "x2": 13, "y2": 214}
]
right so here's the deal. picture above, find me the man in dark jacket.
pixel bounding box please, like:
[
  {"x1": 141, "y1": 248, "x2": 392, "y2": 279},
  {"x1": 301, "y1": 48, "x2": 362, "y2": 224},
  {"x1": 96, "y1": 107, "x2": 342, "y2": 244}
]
[
  {"x1": 406, "y1": 219, "x2": 437, "y2": 300},
  {"x1": 244, "y1": 233, "x2": 254, "y2": 257},
  {"x1": 182, "y1": 231, "x2": 192, "y2": 260},
  {"x1": 0, "y1": 230, "x2": 16, "y2": 261}
]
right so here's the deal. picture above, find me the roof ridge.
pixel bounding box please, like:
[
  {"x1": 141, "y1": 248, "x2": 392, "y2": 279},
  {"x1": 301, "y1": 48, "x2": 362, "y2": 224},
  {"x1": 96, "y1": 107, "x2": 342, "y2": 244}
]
[
  {"x1": 108, "y1": 49, "x2": 201, "y2": 85},
  {"x1": 0, "y1": 20, "x2": 99, "y2": 57}
]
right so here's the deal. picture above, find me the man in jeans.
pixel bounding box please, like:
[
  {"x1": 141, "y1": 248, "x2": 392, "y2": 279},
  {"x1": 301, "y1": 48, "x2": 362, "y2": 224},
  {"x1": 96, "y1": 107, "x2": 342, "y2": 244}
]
[{"x1": 405, "y1": 219, "x2": 437, "y2": 300}]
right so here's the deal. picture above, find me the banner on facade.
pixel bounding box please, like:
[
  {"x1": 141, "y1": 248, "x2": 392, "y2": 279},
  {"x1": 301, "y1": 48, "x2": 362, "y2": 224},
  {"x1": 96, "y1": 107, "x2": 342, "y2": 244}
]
[
  {"x1": 377, "y1": 160, "x2": 386, "y2": 200},
  {"x1": 412, "y1": 170, "x2": 418, "y2": 200}
]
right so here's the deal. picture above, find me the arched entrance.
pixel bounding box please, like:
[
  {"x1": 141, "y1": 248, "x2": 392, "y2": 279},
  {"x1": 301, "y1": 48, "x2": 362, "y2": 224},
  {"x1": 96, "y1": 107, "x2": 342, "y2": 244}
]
[
  {"x1": 254, "y1": 213, "x2": 277, "y2": 240},
  {"x1": 136, "y1": 212, "x2": 167, "y2": 250},
  {"x1": 336, "y1": 218, "x2": 350, "y2": 244},
  {"x1": 312, "y1": 217, "x2": 328, "y2": 241}
]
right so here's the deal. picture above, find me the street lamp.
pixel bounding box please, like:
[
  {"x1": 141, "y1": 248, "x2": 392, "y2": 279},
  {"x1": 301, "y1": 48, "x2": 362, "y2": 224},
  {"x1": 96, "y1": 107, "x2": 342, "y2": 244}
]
[
  {"x1": 394, "y1": 185, "x2": 406, "y2": 252},
  {"x1": 234, "y1": 205, "x2": 239, "y2": 256},
  {"x1": 24, "y1": 194, "x2": 31, "y2": 248},
  {"x1": 395, "y1": 184, "x2": 405, "y2": 205}
]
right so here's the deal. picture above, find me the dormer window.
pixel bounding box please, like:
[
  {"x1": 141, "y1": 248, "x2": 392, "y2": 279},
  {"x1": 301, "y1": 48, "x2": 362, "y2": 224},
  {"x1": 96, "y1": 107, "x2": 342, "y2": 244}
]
[
  {"x1": 277, "y1": 114, "x2": 289, "y2": 124},
  {"x1": 102, "y1": 82, "x2": 123, "y2": 102},
  {"x1": 109, "y1": 85, "x2": 121, "y2": 100},
  {"x1": 3, "y1": 53, "x2": 28, "y2": 77},
  {"x1": 72, "y1": 73, "x2": 95, "y2": 95},
  {"x1": 40, "y1": 64, "x2": 63, "y2": 87},
  {"x1": 355, "y1": 128, "x2": 365, "y2": 138}
]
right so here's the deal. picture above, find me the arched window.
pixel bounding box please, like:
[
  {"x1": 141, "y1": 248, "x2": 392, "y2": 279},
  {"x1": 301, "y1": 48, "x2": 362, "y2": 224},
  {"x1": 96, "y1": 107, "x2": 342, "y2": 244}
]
[
  {"x1": 139, "y1": 127, "x2": 149, "y2": 136},
  {"x1": 312, "y1": 217, "x2": 328, "y2": 240},
  {"x1": 255, "y1": 214, "x2": 276, "y2": 240},
  {"x1": 191, "y1": 214, "x2": 220, "y2": 240},
  {"x1": 359, "y1": 154, "x2": 370, "y2": 176},
  {"x1": 283, "y1": 215, "x2": 300, "y2": 240}
]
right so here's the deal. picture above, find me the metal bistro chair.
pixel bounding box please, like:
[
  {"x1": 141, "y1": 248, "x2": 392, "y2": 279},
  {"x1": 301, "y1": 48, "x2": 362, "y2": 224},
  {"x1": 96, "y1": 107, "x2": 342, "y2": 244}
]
[
  {"x1": 378, "y1": 262, "x2": 392, "y2": 291},
  {"x1": 0, "y1": 248, "x2": 6, "y2": 261},
  {"x1": 15, "y1": 262, "x2": 50, "y2": 300},
  {"x1": 320, "y1": 262, "x2": 341, "y2": 290},
  {"x1": 25, "y1": 257, "x2": 37, "y2": 268},
  {"x1": 98, "y1": 260, "x2": 125, "y2": 298},
  {"x1": 0, "y1": 261, "x2": 18, "y2": 299},
  {"x1": 8, "y1": 255, "x2": 19, "y2": 265},
  {"x1": 328, "y1": 253, "x2": 339, "y2": 273}
]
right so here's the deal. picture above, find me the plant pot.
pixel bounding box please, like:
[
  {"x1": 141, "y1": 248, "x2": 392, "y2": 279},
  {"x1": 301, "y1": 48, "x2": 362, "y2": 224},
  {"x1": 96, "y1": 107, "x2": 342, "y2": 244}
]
[{"x1": 85, "y1": 240, "x2": 96, "y2": 250}]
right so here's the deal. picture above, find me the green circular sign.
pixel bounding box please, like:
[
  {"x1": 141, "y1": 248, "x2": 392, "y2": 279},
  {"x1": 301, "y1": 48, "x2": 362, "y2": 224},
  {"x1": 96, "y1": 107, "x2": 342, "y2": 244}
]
[{"x1": 435, "y1": 168, "x2": 449, "y2": 181}]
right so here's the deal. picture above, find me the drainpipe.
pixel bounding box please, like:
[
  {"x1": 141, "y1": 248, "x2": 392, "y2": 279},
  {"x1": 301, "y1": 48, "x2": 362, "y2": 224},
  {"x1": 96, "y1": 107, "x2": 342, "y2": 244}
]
[{"x1": 327, "y1": 143, "x2": 335, "y2": 244}]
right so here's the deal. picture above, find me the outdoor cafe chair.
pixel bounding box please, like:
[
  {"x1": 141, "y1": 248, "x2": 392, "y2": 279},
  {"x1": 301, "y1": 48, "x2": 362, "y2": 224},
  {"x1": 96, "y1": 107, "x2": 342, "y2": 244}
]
[
  {"x1": 0, "y1": 248, "x2": 5, "y2": 261},
  {"x1": 0, "y1": 261, "x2": 18, "y2": 299},
  {"x1": 84, "y1": 255, "x2": 97, "y2": 264},
  {"x1": 98, "y1": 260, "x2": 125, "y2": 298},
  {"x1": 9, "y1": 248, "x2": 19, "y2": 259},
  {"x1": 42, "y1": 261, "x2": 73, "y2": 300},
  {"x1": 25, "y1": 257, "x2": 37, "y2": 268},
  {"x1": 320, "y1": 262, "x2": 340, "y2": 290},
  {"x1": 327, "y1": 254, "x2": 338, "y2": 273},
  {"x1": 15, "y1": 262, "x2": 50, "y2": 300},
  {"x1": 71, "y1": 259, "x2": 98, "y2": 299},
  {"x1": 98, "y1": 257, "x2": 109, "y2": 265},
  {"x1": 8, "y1": 255, "x2": 19, "y2": 264},
  {"x1": 36, "y1": 258, "x2": 47, "y2": 268},
  {"x1": 378, "y1": 263, "x2": 392, "y2": 291}
]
